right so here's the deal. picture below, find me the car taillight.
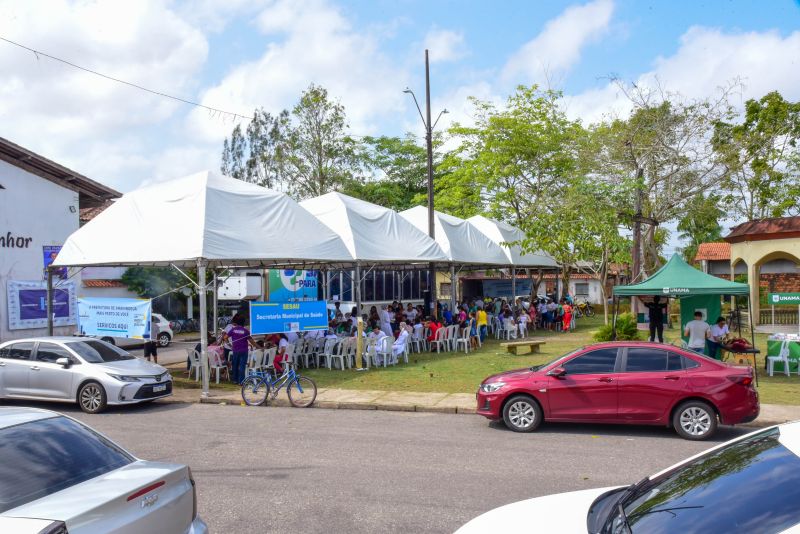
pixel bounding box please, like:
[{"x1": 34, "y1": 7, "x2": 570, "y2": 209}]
[
  {"x1": 727, "y1": 375, "x2": 753, "y2": 386},
  {"x1": 189, "y1": 467, "x2": 198, "y2": 520}
]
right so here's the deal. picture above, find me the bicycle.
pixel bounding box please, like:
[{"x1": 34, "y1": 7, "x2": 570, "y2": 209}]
[{"x1": 241, "y1": 364, "x2": 317, "y2": 408}]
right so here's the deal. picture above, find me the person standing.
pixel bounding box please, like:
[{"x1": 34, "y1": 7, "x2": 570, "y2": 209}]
[
  {"x1": 476, "y1": 306, "x2": 488, "y2": 343},
  {"x1": 645, "y1": 296, "x2": 668, "y2": 343},
  {"x1": 225, "y1": 316, "x2": 256, "y2": 384},
  {"x1": 684, "y1": 311, "x2": 711, "y2": 354},
  {"x1": 707, "y1": 317, "x2": 729, "y2": 360},
  {"x1": 561, "y1": 299, "x2": 573, "y2": 333},
  {"x1": 380, "y1": 305, "x2": 393, "y2": 338},
  {"x1": 144, "y1": 314, "x2": 159, "y2": 364}
]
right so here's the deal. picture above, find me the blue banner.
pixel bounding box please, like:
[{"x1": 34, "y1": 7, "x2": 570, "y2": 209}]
[
  {"x1": 250, "y1": 300, "x2": 328, "y2": 335},
  {"x1": 268, "y1": 269, "x2": 319, "y2": 301},
  {"x1": 78, "y1": 297, "x2": 151, "y2": 339}
]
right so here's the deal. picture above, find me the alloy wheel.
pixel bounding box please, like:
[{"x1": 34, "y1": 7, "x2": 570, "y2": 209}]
[
  {"x1": 679, "y1": 406, "x2": 712, "y2": 436},
  {"x1": 508, "y1": 400, "x2": 536, "y2": 429},
  {"x1": 81, "y1": 384, "x2": 102, "y2": 412}
]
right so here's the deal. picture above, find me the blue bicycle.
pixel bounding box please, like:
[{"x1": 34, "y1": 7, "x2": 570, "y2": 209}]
[{"x1": 240, "y1": 366, "x2": 317, "y2": 408}]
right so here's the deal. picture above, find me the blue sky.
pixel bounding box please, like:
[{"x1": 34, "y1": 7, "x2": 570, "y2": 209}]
[{"x1": 2, "y1": 0, "x2": 800, "y2": 255}]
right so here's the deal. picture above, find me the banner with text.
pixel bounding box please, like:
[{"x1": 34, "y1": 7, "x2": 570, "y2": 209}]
[
  {"x1": 7, "y1": 280, "x2": 77, "y2": 330},
  {"x1": 250, "y1": 300, "x2": 328, "y2": 335},
  {"x1": 268, "y1": 270, "x2": 319, "y2": 301},
  {"x1": 78, "y1": 297, "x2": 151, "y2": 339},
  {"x1": 769, "y1": 293, "x2": 800, "y2": 306}
]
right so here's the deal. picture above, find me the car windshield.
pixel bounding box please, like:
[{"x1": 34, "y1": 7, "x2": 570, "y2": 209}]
[
  {"x1": 603, "y1": 427, "x2": 800, "y2": 533},
  {"x1": 530, "y1": 348, "x2": 581, "y2": 371},
  {"x1": 67, "y1": 340, "x2": 135, "y2": 363},
  {"x1": 0, "y1": 416, "x2": 133, "y2": 513}
]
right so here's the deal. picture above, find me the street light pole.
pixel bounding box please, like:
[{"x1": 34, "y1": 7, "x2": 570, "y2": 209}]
[{"x1": 424, "y1": 49, "x2": 437, "y2": 319}]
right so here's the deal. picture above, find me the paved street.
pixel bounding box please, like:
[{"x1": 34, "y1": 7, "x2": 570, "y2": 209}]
[{"x1": 40, "y1": 401, "x2": 750, "y2": 533}]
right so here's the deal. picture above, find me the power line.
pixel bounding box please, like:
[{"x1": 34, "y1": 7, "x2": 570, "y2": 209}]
[{"x1": 0, "y1": 36, "x2": 254, "y2": 122}]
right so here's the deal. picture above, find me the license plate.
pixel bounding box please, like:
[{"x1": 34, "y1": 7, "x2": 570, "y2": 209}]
[{"x1": 153, "y1": 384, "x2": 167, "y2": 393}]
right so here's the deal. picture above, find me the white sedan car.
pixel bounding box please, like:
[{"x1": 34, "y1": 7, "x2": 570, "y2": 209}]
[
  {"x1": 0, "y1": 337, "x2": 172, "y2": 413},
  {"x1": 457, "y1": 421, "x2": 800, "y2": 533},
  {"x1": 0, "y1": 407, "x2": 207, "y2": 533}
]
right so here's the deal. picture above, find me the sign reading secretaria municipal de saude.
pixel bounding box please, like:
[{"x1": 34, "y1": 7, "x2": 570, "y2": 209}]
[{"x1": 769, "y1": 293, "x2": 800, "y2": 305}]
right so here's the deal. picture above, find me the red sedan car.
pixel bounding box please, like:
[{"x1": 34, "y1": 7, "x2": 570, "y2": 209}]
[{"x1": 477, "y1": 341, "x2": 759, "y2": 440}]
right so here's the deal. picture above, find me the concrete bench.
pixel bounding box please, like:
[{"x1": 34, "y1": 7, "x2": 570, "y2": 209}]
[{"x1": 500, "y1": 340, "x2": 546, "y2": 355}]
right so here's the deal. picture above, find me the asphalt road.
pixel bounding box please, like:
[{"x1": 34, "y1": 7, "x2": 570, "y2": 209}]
[{"x1": 27, "y1": 401, "x2": 749, "y2": 534}]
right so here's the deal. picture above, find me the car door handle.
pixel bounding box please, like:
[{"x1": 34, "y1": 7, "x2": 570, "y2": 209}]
[
  {"x1": 30, "y1": 366, "x2": 40, "y2": 371},
  {"x1": 664, "y1": 376, "x2": 680, "y2": 381},
  {"x1": 598, "y1": 377, "x2": 613, "y2": 383}
]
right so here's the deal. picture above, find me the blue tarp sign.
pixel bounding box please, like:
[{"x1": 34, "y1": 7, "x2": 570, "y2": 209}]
[
  {"x1": 78, "y1": 297, "x2": 151, "y2": 339},
  {"x1": 250, "y1": 301, "x2": 328, "y2": 335}
]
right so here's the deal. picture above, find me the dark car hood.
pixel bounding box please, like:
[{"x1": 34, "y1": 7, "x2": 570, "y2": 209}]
[{"x1": 483, "y1": 368, "x2": 533, "y2": 383}]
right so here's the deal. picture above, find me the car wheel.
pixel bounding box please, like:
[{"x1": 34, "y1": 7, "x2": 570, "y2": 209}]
[
  {"x1": 78, "y1": 382, "x2": 107, "y2": 414},
  {"x1": 158, "y1": 332, "x2": 171, "y2": 347},
  {"x1": 673, "y1": 400, "x2": 717, "y2": 440},
  {"x1": 502, "y1": 395, "x2": 542, "y2": 433}
]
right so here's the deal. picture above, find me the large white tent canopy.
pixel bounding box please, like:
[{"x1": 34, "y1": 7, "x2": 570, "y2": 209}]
[
  {"x1": 399, "y1": 206, "x2": 510, "y2": 266},
  {"x1": 53, "y1": 171, "x2": 354, "y2": 268},
  {"x1": 467, "y1": 215, "x2": 557, "y2": 268},
  {"x1": 300, "y1": 192, "x2": 448, "y2": 264}
]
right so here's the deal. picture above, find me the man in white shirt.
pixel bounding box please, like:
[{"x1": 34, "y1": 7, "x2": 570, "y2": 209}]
[
  {"x1": 683, "y1": 311, "x2": 710, "y2": 354},
  {"x1": 707, "y1": 317, "x2": 729, "y2": 360},
  {"x1": 406, "y1": 303, "x2": 417, "y2": 323}
]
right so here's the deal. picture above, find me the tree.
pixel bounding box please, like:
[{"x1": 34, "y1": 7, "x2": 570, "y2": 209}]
[
  {"x1": 221, "y1": 84, "x2": 361, "y2": 199},
  {"x1": 594, "y1": 81, "x2": 736, "y2": 277},
  {"x1": 445, "y1": 85, "x2": 582, "y2": 224},
  {"x1": 713, "y1": 91, "x2": 800, "y2": 221},
  {"x1": 121, "y1": 267, "x2": 192, "y2": 299},
  {"x1": 677, "y1": 194, "x2": 724, "y2": 263}
]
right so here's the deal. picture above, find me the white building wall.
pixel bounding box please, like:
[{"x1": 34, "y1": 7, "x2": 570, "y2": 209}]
[{"x1": 0, "y1": 160, "x2": 79, "y2": 342}]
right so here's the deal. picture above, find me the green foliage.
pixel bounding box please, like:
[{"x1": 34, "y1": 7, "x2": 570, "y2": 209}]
[
  {"x1": 712, "y1": 91, "x2": 800, "y2": 221},
  {"x1": 678, "y1": 194, "x2": 724, "y2": 263},
  {"x1": 593, "y1": 313, "x2": 641, "y2": 342},
  {"x1": 120, "y1": 267, "x2": 192, "y2": 299}
]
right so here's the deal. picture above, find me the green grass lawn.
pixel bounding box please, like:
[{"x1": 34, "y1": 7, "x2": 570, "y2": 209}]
[{"x1": 173, "y1": 316, "x2": 800, "y2": 405}]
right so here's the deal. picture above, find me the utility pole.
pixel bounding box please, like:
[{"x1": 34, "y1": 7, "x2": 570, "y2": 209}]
[{"x1": 425, "y1": 49, "x2": 437, "y2": 318}]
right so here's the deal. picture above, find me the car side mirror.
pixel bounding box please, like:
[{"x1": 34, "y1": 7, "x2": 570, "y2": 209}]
[
  {"x1": 547, "y1": 367, "x2": 566, "y2": 378},
  {"x1": 56, "y1": 357, "x2": 71, "y2": 368}
]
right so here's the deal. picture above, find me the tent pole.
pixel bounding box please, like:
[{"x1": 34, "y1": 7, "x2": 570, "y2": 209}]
[
  {"x1": 611, "y1": 296, "x2": 619, "y2": 340},
  {"x1": 511, "y1": 268, "x2": 517, "y2": 308},
  {"x1": 450, "y1": 263, "x2": 456, "y2": 316},
  {"x1": 355, "y1": 263, "x2": 364, "y2": 369},
  {"x1": 212, "y1": 270, "x2": 218, "y2": 338},
  {"x1": 198, "y1": 259, "x2": 209, "y2": 399},
  {"x1": 748, "y1": 294, "x2": 758, "y2": 385},
  {"x1": 46, "y1": 267, "x2": 54, "y2": 336}
]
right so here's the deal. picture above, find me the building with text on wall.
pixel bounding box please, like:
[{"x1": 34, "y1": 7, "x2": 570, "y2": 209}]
[{"x1": 0, "y1": 137, "x2": 120, "y2": 342}]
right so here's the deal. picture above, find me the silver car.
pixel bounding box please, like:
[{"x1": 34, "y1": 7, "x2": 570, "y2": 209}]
[
  {"x1": 0, "y1": 337, "x2": 172, "y2": 413},
  {"x1": 0, "y1": 407, "x2": 207, "y2": 533}
]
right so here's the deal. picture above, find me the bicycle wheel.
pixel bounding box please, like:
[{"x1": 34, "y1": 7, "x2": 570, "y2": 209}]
[
  {"x1": 241, "y1": 376, "x2": 269, "y2": 406},
  {"x1": 287, "y1": 376, "x2": 317, "y2": 408},
  {"x1": 585, "y1": 306, "x2": 595, "y2": 317}
]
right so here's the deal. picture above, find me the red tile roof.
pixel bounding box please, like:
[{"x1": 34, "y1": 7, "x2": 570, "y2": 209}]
[
  {"x1": 79, "y1": 201, "x2": 113, "y2": 224},
  {"x1": 725, "y1": 216, "x2": 800, "y2": 243},
  {"x1": 694, "y1": 242, "x2": 730, "y2": 261},
  {"x1": 83, "y1": 279, "x2": 126, "y2": 288}
]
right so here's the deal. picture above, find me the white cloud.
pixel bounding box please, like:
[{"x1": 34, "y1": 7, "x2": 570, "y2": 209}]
[
  {"x1": 566, "y1": 26, "x2": 800, "y2": 124},
  {"x1": 423, "y1": 27, "x2": 467, "y2": 63},
  {"x1": 187, "y1": 0, "x2": 411, "y2": 143},
  {"x1": 0, "y1": 0, "x2": 208, "y2": 189},
  {"x1": 502, "y1": 0, "x2": 614, "y2": 86}
]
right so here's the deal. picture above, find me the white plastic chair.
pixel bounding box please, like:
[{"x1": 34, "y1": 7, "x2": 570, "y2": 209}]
[
  {"x1": 456, "y1": 326, "x2": 471, "y2": 354},
  {"x1": 502, "y1": 319, "x2": 517, "y2": 340},
  {"x1": 376, "y1": 336, "x2": 394, "y2": 367},
  {"x1": 768, "y1": 340, "x2": 792, "y2": 377},
  {"x1": 263, "y1": 347, "x2": 277, "y2": 373},
  {"x1": 518, "y1": 321, "x2": 528, "y2": 339},
  {"x1": 317, "y1": 337, "x2": 336, "y2": 369},
  {"x1": 209, "y1": 350, "x2": 229, "y2": 384},
  {"x1": 247, "y1": 349, "x2": 264, "y2": 371},
  {"x1": 431, "y1": 328, "x2": 448, "y2": 354},
  {"x1": 446, "y1": 325, "x2": 459, "y2": 351},
  {"x1": 329, "y1": 339, "x2": 347, "y2": 370},
  {"x1": 494, "y1": 317, "x2": 504, "y2": 339},
  {"x1": 187, "y1": 349, "x2": 202, "y2": 381},
  {"x1": 410, "y1": 327, "x2": 424, "y2": 353}
]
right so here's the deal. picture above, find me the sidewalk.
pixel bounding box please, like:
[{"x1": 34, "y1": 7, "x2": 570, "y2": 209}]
[{"x1": 163, "y1": 385, "x2": 800, "y2": 428}]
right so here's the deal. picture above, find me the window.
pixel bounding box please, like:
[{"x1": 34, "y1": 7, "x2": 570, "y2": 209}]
[
  {"x1": 0, "y1": 342, "x2": 34, "y2": 360},
  {"x1": 616, "y1": 428, "x2": 800, "y2": 533},
  {"x1": 682, "y1": 356, "x2": 700, "y2": 369},
  {"x1": 67, "y1": 340, "x2": 134, "y2": 363},
  {"x1": 562, "y1": 348, "x2": 618, "y2": 375},
  {"x1": 0, "y1": 416, "x2": 133, "y2": 513},
  {"x1": 575, "y1": 282, "x2": 590, "y2": 296},
  {"x1": 35, "y1": 343, "x2": 74, "y2": 364},
  {"x1": 624, "y1": 348, "x2": 683, "y2": 372}
]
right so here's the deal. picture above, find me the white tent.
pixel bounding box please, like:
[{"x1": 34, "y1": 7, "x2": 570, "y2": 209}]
[
  {"x1": 399, "y1": 206, "x2": 509, "y2": 266},
  {"x1": 300, "y1": 192, "x2": 448, "y2": 263},
  {"x1": 54, "y1": 171, "x2": 354, "y2": 268},
  {"x1": 467, "y1": 215, "x2": 557, "y2": 268}
]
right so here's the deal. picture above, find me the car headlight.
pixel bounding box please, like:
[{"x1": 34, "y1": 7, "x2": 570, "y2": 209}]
[
  {"x1": 480, "y1": 382, "x2": 506, "y2": 393},
  {"x1": 107, "y1": 373, "x2": 141, "y2": 382}
]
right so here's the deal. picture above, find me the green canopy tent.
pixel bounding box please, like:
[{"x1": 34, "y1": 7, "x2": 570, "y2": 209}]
[{"x1": 612, "y1": 254, "x2": 753, "y2": 349}]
